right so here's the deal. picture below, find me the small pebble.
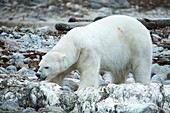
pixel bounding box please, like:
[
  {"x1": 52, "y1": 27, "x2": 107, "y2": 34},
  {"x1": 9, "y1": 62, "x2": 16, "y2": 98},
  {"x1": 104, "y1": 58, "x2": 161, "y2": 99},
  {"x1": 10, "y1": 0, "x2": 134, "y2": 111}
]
[
  {"x1": 48, "y1": 5, "x2": 60, "y2": 11},
  {"x1": 9, "y1": 34, "x2": 14, "y2": 38},
  {"x1": 18, "y1": 67, "x2": 29, "y2": 75},
  {"x1": 13, "y1": 31, "x2": 21, "y2": 39},
  {"x1": 1, "y1": 55, "x2": 10, "y2": 62},
  {"x1": 21, "y1": 107, "x2": 37, "y2": 113},
  {"x1": 63, "y1": 78, "x2": 79, "y2": 91},
  {"x1": 9, "y1": 59, "x2": 15, "y2": 64},
  {"x1": 164, "y1": 80, "x2": 170, "y2": 85},
  {"x1": 168, "y1": 35, "x2": 170, "y2": 40},
  {"x1": 151, "y1": 63, "x2": 161, "y2": 75},
  {"x1": 70, "y1": 70, "x2": 80, "y2": 79},
  {"x1": 0, "y1": 100, "x2": 20, "y2": 112},
  {"x1": 102, "y1": 72, "x2": 112, "y2": 83},
  {"x1": 1, "y1": 32, "x2": 8, "y2": 36},
  {"x1": 23, "y1": 58, "x2": 32, "y2": 63},
  {"x1": 6, "y1": 65, "x2": 17, "y2": 71},
  {"x1": 12, "y1": 53, "x2": 25, "y2": 59},
  {"x1": 151, "y1": 74, "x2": 165, "y2": 84}
]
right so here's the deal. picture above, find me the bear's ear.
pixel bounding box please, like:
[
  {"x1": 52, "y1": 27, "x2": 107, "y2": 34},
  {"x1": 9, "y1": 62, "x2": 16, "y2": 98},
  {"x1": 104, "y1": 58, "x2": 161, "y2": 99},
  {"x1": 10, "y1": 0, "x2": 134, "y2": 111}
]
[{"x1": 58, "y1": 54, "x2": 66, "y2": 62}]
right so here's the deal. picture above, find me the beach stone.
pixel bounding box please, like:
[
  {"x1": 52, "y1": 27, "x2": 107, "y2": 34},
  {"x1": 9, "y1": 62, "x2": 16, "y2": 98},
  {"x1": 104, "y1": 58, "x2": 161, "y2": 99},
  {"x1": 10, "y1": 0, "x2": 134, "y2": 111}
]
[
  {"x1": 12, "y1": 52, "x2": 25, "y2": 59},
  {"x1": 164, "y1": 80, "x2": 170, "y2": 85},
  {"x1": 151, "y1": 74, "x2": 165, "y2": 84},
  {"x1": 0, "y1": 32, "x2": 8, "y2": 37},
  {"x1": 90, "y1": 2, "x2": 103, "y2": 9},
  {"x1": 6, "y1": 65, "x2": 17, "y2": 72},
  {"x1": 0, "y1": 100, "x2": 21, "y2": 112},
  {"x1": 48, "y1": 5, "x2": 60, "y2": 11},
  {"x1": 21, "y1": 107, "x2": 37, "y2": 113}
]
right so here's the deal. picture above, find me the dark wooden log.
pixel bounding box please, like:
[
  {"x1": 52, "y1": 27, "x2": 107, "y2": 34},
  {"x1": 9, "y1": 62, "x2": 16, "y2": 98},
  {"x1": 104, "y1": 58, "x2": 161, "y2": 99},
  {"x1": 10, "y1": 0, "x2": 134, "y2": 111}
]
[
  {"x1": 139, "y1": 18, "x2": 170, "y2": 29},
  {"x1": 56, "y1": 17, "x2": 170, "y2": 30},
  {"x1": 55, "y1": 22, "x2": 90, "y2": 31}
]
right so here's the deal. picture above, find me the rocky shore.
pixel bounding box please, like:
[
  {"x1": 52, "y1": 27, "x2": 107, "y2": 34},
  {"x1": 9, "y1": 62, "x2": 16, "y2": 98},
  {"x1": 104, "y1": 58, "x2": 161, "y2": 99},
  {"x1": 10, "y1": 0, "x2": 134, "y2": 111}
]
[{"x1": 0, "y1": 0, "x2": 170, "y2": 112}]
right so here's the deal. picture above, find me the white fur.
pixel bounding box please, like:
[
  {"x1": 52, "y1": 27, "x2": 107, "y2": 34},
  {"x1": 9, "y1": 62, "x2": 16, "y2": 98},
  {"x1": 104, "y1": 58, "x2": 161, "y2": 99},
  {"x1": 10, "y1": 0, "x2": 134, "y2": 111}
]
[{"x1": 37, "y1": 15, "x2": 152, "y2": 89}]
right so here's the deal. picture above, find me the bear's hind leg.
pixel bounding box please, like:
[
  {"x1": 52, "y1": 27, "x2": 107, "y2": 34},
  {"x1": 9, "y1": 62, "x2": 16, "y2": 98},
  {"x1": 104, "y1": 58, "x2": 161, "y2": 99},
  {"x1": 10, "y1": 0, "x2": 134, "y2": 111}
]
[{"x1": 132, "y1": 62, "x2": 151, "y2": 84}]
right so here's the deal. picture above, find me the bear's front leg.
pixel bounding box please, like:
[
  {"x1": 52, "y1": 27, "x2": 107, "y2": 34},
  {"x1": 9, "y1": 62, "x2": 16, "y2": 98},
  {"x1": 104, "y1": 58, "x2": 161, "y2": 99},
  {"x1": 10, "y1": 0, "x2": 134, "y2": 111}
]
[
  {"x1": 45, "y1": 65, "x2": 75, "y2": 86},
  {"x1": 45, "y1": 73, "x2": 65, "y2": 86},
  {"x1": 77, "y1": 50, "x2": 100, "y2": 90}
]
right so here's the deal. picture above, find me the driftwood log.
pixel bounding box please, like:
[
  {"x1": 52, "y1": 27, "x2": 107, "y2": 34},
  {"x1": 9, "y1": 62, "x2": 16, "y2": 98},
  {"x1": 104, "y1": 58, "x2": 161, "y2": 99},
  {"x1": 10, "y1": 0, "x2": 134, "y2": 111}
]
[
  {"x1": 0, "y1": 74, "x2": 170, "y2": 113},
  {"x1": 139, "y1": 18, "x2": 170, "y2": 29},
  {"x1": 55, "y1": 17, "x2": 170, "y2": 31}
]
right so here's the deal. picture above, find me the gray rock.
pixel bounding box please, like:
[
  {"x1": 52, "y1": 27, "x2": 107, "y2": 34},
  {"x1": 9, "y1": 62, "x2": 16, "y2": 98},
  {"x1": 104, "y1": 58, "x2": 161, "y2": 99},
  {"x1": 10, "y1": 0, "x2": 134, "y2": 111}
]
[
  {"x1": 12, "y1": 52, "x2": 25, "y2": 59},
  {"x1": 22, "y1": 34, "x2": 31, "y2": 40},
  {"x1": 21, "y1": 107, "x2": 37, "y2": 113},
  {"x1": 63, "y1": 78, "x2": 79, "y2": 91},
  {"x1": 126, "y1": 73, "x2": 135, "y2": 83},
  {"x1": 38, "y1": 106, "x2": 65, "y2": 113},
  {"x1": 14, "y1": 59, "x2": 25, "y2": 68},
  {"x1": 152, "y1": 34, "x2": 161, "y2": 41},
  {"x1": 0, "y1": 74, "x2": 8, "y2": 79},
  {"x1": 90, "y1": 0, "x2": 130, "y2": 8},
  {"x1": 48, "y1": 5, "x2": 60, "y2": 11},
  {"x1": 90, "y1": 2, "x2": 103, "y2": 9},
  {"x1": 152, "y1": 64, "x2": 170, "y2": 79},
  {"x1": 6, "y1": 65, "x2": 17, "y2": 72},
  {"x1": 36, "y1": 26, "x2": 50, "y2": 33},
  {"x1": 168, "y1": 35, "x2": 170, "y2": 40},
  {"x1": 18, "y1": 67, "x2": 36, "y2": 75},
  {"x1": 23, "y1": 58, "x2": 32, "y2": 64},
  {"x1": 70, "y1": 70, "x2": 80, "y2": 79},
  {"x1": 110, "y1": 0, "x2": 130, "y2": 8},
  {"x1": 0, "y1": 32, "x2": 8, "y2": 37},
  {"x1": 151, "y1": 74, "x2": 165, "y2": 84},
  {"x1": 99, "y1": 79, "x2": 107, "y2": 86},
  {"x1": 74, "y1": 0, "x2": 84, "y2": 3},
  {"x1": 102, "y1": 71, "x2": 112, "y2": 83},
  {"x1": 32, "y1": 0, "x2": 48, "y2": 3},
  {"x1": 13, "y1": 31, "x2": 21, "y2": 39},
  {"x1": 98, "y1": 7, "x2": 112, "y2": 16},
  {"x1": 18, "y1": 67, "x2": 29, "y2": 75},
  {"x1": 161, "y1": 50, "x2": 170, "y2": 56},
  {"x1": 18, "y1": 67, "x2": 37, "y2": 80},
  {"x1": 152, "y1": 63, "x2": 161, "y2": 75},
  {"x1": 164, "y1": 80, "x2": 170, "y2": 85},
  {"x1": 1, "y1": 55, "x2": 9, "y2": 62},
  {"x1": 0, "y1": 100, "x2": 21, "y2": 112},
  {"x1": 9, "y1": 34, "x2": 14, "y2": 38},
  {"x1": 153, "y1": 46, "x2": 164, "y2": 53},
  {"x1": 0, "y1": 67, "x2": 8, "y2": 74},
  {"x1": 30, "y1": 34, "x2": 39, "y2": 42},
  {"x1": 160, "y1": 65, "x2": 170, "y2": 78}
]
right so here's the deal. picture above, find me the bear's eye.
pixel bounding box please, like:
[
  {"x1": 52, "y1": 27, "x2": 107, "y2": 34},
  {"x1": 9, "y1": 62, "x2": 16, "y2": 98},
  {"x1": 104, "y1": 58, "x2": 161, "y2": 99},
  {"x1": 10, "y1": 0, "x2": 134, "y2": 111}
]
[{"x1": 44, "y1": 67, "x2": 49, "y2": 69}]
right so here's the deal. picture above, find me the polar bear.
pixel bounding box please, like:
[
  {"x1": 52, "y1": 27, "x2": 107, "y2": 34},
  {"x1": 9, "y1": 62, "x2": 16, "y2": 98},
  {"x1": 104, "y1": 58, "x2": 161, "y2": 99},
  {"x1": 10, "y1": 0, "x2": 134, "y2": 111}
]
[{"x1": 36, "y1": 15, "x2": 152, "y2": 89}]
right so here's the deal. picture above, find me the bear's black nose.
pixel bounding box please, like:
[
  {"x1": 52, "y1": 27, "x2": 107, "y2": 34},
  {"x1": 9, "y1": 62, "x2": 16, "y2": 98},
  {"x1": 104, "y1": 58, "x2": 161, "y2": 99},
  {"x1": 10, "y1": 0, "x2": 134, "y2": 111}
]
[{"x1": 36, "y1": 73, "x2": 41, "y2": 78}]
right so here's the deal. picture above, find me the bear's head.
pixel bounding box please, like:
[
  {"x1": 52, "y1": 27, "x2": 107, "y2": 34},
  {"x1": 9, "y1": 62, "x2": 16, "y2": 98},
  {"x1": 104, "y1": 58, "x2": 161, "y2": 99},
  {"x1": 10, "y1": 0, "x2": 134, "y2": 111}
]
[{"x1": 36, "y1": 52, "x2": 66, "y2": 80}]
